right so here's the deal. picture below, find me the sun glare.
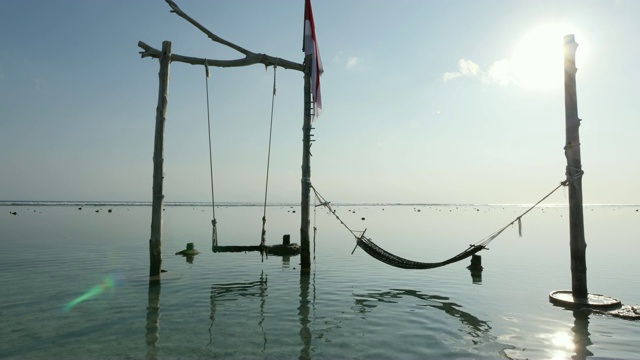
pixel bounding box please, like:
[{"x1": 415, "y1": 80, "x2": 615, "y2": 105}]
[{"x1": 511, "y1": 23, "x2": 585, "y2": 91}]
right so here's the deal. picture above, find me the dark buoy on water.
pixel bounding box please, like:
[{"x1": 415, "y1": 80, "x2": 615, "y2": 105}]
[
  {"x1": 175, "y1": 242, "x2": 199, "y2": 256},
  {"x1": 175, "y1": 242, "x2": 200, "y2": 264}
]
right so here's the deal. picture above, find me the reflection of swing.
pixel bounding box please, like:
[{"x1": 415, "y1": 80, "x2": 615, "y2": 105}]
[
  {"x1": 311, "y1": 182, "x2": 567, "y2": 269},
  {"x1": 208, "y1": 272, "x2": 268, "y2": 349},
  {"x1": 204, "y1": 64, "x2": 301, "y2": 257}
]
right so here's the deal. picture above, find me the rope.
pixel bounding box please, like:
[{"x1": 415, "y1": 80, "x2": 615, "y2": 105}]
[
  {"x1": 311, "y1": 180, "x2": 568, "y2": 269},
  {"x1": 311, "y1": 185, "x2": 365, "y2": 242},
  {"x1": 204, "y1": 62, "x2": 218, "y2": 246},
  {"x1": 509, "y1": 180, "x2": 568, "y2": 237},
  {"x1": 260, "y1": 65, "x2": 277, "y2": 254},
  {"x1": 313, "y1": 191, "x2": 317, "y2": 260}
]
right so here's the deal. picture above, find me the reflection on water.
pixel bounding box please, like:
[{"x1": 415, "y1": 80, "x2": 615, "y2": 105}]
[
  {"x1": 571, "y1": 310, "x2": 593, "y2": 360},
  {"x1": 207, "y1": 271, "x2": 314, "y2": 359},
  {"x1": 282, "y1": 255, "x2": 291, "y2": 268},
  {"x1": 468, "y1": 266, "x2": 483, "y2": 284},
  {"x1": 503, "y1": 310, "x2": 593, "y2": 360},
  {"x1": 299, "y1": 273, "x2": 312, "y2": 360},
  {"x1": 145, "y1": 283, "x2": 161, "y2": 360},
  {"x1": 3, "y1": 205, "x2": 637, "y2": 359},
  {"x1": 468, "y1": 254, "x2": 483, "y2": 284},
  {"x1": 353, "y1": 288, "x2": 492, "y2": 341},
  {"x1": 209, "y1": 272, "x2": 268, "y2": 350},
  {"x1": 199, "y1": 272, "x2": 517, "y2": 359}
]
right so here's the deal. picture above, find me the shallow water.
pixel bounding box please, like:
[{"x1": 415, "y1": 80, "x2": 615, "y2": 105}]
[{"x1": 0, "y1": 203, "x2": 638, "y2": 359}]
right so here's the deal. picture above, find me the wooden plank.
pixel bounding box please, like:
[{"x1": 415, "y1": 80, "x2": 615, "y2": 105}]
[{"x1": 212, "y1": 244, "x2": 301, "y2": 256}]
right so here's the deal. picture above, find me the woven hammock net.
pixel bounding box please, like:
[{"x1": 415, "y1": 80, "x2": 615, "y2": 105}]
[{"x1": 356, "y1": 236, "x2": 486, "y2": 269}]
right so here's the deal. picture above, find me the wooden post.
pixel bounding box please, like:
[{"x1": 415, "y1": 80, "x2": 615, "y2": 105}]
[
  {"x1": 300, "y1": 55, "x2": 312, "y2": 272},
  {"x1": 149, "y1": 41, "x2": 171, "y2": 281},
  {"x1": 563, "y1": 34, "x2": 588, "y2": 300}
]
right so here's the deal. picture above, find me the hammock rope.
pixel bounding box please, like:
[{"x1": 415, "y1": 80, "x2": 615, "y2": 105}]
[
  {"x1": 204, "y1": 62, "x2": 218, "y2": 247},
  {"x1": 260, "y1": 65, "x2": 278, "y2": 259},
  {"x1": 311, "y1": 181, "x2": 567, "y2": 270}
]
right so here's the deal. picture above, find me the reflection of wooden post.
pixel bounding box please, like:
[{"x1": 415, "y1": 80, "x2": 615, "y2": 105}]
[
  {"x1": 300, "y1": 55, "x2": 312, "y2": 272},
  {"x1": 298, "y1": 273, "x2": 311, "y2": 360},
  {"x1": 572, "y1": 310, "x2": 593, "y2": 358},
  {"x1": 145, "y1": 283, "x2": 161, "y2": 359},
  {"x1": 149, "y1": 41, "x2": 171, "y2": 280},
  {"x1": 563, "y1": 34, "x2": 588, "y2": 300}
]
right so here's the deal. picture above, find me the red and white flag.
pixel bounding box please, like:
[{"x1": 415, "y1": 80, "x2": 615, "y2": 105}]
[{"x1": 303, "y1": 0, "x2": 323, "y2": 119}]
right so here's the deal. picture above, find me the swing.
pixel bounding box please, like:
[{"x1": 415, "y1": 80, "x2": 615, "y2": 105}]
[{"x1": 204, "y1": 64, "x2": 301, "y2": 257}]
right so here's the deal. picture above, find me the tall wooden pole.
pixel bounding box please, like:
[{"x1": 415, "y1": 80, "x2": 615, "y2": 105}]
[
  {"x1": 563, "y1": 34, "x2": 588, "y2": 300},
  {"x1": 149, "y1": 41, "x2": 171, "y2": 281},
  {"x1": 300, "y1": 55, "x2": 312, "y2": 272}
]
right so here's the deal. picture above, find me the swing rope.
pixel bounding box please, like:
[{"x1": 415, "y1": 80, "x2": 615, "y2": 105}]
[
  {"x1": 204, "y1": 62, "x2": 218, "y2": 247},
  {"x1": 260, "y1": 65, "x2": 278, "y2": 254}
]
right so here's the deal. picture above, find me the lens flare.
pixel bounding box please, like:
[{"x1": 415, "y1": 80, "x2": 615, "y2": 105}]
[{"x1": 63, "y1": 276, "x2": 115, "y2": 312}]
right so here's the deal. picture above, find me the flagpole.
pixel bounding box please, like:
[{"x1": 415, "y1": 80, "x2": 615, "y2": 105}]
[{"x1": 300, "y1": 54, "x2": 312, "y2": 273}]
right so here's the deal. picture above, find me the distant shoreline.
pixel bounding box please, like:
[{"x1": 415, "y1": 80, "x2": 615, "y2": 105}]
[{"x1": 1, "y1": 201, "x2": 638, "y2": 208}]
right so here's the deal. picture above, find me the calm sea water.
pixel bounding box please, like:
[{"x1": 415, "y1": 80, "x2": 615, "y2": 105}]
[{"x1": 0, "y1": 202, "x2": 638, "y2": 359}]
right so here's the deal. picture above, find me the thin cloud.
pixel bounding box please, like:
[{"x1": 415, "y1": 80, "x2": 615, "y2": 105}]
[
  {"x1": 333, "y1": 51, "x2": 362, "y2": 70},
  {"x1": 346, "y1": 56, "x2": 359, "y2": 69},
  {"x1": 444, "y1": 58, "x2": 514, "y2": 86},
  {"x1": 484, "y1": 59, "x2": 514, "y2": 85},
  {"x1": 443, "y1": 58, "x2": 480, "y2": 81}
]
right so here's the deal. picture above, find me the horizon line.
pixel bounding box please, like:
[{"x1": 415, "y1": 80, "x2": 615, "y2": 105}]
[{"x1": 1, "y1": 200, "x2": 639, "y2": 207}]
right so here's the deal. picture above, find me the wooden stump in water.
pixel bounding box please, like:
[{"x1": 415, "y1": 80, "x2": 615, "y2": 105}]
[
  {"x1": 467, "y1": 254, "x2": 483, "y2": 283},
  {"x1": 175, "y1": 242, "x2": 200, "y2": 256},
  {"x1": 467, "y1": 254, "x2": 483, "y2": 271}
]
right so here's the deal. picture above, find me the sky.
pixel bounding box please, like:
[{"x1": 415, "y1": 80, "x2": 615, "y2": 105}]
[{"x1": 1, "y1": 0, "x2": 639, "y2": 205}]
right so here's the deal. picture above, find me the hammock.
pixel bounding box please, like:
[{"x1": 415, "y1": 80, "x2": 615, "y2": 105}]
[
  {"x1": 356, "y1": 235, "x2": 486, "y2": 269},
  {"x1": 311, "y1": 181, "x2": 567, "y2": 270}
]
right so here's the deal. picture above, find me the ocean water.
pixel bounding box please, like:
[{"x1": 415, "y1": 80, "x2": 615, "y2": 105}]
[{"x1": 0, "y1": 202, "x2": 638, "y2": 359}]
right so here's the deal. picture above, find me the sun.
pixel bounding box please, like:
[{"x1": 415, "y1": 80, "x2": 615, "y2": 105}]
[{"x1": 510, "y1": 23, "x2": 585, "y2": 91}]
